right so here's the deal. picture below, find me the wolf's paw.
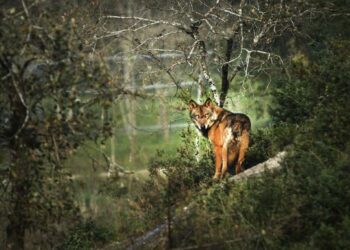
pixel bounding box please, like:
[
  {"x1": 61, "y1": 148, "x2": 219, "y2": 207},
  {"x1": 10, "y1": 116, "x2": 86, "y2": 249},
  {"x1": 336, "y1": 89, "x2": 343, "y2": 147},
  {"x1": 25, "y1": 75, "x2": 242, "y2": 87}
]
[{"x1": 213, "y1": 174, "x2": 220, "y2": 180}]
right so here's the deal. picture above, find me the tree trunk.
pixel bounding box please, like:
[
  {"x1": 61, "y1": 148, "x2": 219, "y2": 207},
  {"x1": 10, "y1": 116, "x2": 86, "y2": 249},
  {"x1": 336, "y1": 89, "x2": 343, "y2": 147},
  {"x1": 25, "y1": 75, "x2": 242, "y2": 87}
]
[
  {"x1": 220, "y1": 38, "x2": 234, "y2": 107},
  {"x1": 6, "y1": 85, "x2": 29, "y2": 250},
  {"x1": 109, "y1": 102, "x2": 117, "y2": 176},
  {"x1": 194, "y1": 75, "x2": 204, "y2": 162},
  {"x1": 197, "y1": 40, "x2": 220, "y2": 104},
  {"x1": 7, "y1": 193, "x2": 26, "y2": 250},
  {"x1": 6, "y1": 148, "x2": 29, "y2": 250},
  {"x1": 123, "y1": 3, "x2": 137, "y2": 164},
  {"x1": 158, "y1": 92, "x2": 169, "y2": 143},
  {"x1": 128, "y1": 96, "x2": 137, "y2": 163}
]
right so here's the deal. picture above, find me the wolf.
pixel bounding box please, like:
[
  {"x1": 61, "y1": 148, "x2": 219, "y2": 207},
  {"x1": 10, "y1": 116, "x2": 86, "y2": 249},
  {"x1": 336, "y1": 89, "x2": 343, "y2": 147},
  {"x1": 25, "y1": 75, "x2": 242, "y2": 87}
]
[{"x1": 189, "y1": 98, "x2": 251, "y2": 179}]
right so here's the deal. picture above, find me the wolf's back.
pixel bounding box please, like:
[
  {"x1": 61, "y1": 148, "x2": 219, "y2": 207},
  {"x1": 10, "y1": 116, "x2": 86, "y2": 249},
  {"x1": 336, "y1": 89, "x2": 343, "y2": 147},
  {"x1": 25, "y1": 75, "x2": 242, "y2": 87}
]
[{"x1": 221, "y1": 110, "x2": 251, "y2": 132}]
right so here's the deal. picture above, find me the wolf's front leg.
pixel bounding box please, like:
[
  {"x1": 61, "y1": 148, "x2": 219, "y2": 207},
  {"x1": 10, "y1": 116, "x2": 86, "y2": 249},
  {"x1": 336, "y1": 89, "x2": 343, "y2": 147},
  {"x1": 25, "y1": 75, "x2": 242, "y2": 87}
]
[{"x1": 213, "y1": 146, "x2": 222, "y2": 179}]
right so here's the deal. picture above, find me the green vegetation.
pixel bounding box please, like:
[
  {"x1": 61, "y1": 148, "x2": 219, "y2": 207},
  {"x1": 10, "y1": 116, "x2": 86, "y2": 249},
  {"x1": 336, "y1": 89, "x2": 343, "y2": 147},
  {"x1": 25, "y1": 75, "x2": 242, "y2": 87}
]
[
  {"x1": 1, "y1": 0, "x2": 350, "y2": 249},
  {"x1": 0, "y1": 2, "x2": 114, "y2": 249},
  {"x1": 88, "y1": 38, "x2": 349, "y2": 249},
  {"x1": 154, "y1": 41, "x2": 350, "y2": 249}
]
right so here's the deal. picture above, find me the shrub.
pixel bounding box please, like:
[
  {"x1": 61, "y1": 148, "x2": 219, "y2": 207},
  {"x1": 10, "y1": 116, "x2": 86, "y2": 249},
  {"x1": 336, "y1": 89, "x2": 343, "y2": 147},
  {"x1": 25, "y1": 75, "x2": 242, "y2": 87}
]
[
  {"x1": 59, "y1": 219, "x2": 115, "y2": 250},
  {"x1": 128, "y1": 40, "x2": 350, "y2": 250}
]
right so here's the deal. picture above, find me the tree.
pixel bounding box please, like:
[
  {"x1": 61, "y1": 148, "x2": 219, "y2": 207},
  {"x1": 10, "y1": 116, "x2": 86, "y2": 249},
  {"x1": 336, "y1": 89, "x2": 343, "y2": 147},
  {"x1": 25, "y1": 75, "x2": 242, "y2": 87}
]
[
  {"x1": 0, "y1": 1, "x2": 129, "y2": 248},
  {"x1": 96, "y1": 0, "x2": 324, "y2": 106}
]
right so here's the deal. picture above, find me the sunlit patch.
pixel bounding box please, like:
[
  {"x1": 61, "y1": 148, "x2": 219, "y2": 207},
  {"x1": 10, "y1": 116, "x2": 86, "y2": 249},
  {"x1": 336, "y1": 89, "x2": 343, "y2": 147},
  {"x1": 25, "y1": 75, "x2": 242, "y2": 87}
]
[{"x1": 223, "y1": 128, "x2": 234, "y2": 145}]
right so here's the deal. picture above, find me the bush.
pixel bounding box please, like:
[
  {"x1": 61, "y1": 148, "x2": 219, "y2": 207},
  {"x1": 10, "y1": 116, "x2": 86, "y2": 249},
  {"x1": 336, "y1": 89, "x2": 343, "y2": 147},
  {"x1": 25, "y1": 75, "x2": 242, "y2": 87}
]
[
  {"x1": 126, "y1": 40, "x2": 350, "y2": 249},
  {"x1": 169, "y1": 139, "x2": 350, "y2": 249},
  {"x1": 59, "y1": 219, "x2": 115, "y2": 250}
]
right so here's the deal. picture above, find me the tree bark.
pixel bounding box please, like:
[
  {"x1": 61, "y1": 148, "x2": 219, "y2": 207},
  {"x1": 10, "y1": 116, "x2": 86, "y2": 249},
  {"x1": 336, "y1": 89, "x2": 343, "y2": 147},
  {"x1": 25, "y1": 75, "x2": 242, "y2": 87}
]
[
  {"x1": 6, "y1": 172, "x2": 27, "y2": 250},
  {"x1": 6, "y1": 84, "x2": 29, "y2": 250},
  {"x1": 6, "y1": 140, "x2": 30, "y2": 250},
  {"x1": 197, "y1": 40, "x2": 220, "y2": 105},
  {"x1": 220, "y1": 38, "x2": 234, "y2": 107},
  {"x1": 109, "y1": 102, "x2": 117, "y2": 176}
]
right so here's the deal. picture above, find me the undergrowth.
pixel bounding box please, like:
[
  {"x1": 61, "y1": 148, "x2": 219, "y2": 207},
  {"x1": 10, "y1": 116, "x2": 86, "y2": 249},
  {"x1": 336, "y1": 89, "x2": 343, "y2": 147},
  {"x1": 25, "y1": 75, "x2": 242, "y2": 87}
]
[
  {"x1": 60, "y1": 41, "x2": 350, "y2": 250},
  {"x1": 114, "y1": 41, "x2": 350, "y2": 249}
]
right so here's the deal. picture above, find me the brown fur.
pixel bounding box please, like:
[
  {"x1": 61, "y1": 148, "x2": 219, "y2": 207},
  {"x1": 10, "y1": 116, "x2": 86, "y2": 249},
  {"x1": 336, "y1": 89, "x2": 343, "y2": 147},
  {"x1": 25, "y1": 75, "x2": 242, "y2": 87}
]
[{"x1": 189, "y1": 98, "x2": 251, "y2": 179}]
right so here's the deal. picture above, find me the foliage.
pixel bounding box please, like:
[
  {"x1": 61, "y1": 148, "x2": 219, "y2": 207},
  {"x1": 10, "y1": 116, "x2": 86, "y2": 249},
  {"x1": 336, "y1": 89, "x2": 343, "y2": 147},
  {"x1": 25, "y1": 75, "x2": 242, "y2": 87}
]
[
  {"x1": 1, "y1": 0, "x2": 349, "y2": 249},
  {"x1": 59, "y1": 219, "x2": 116, "y2": 250},
  {"x1": 272, "y1": 40, "x2": 350, "y2": 149},
  {"x1": 170, "y1": 141, "x2": 350, "y2": 249},
  {"x1": 138, "y1": 128, "x2": 214, "y2": 227},
  {"x1": 0, "y1": 2, "x2": 117, "y2": 248},
  {"x1": 121, "y1": 25, "x2": 350, "y2": 250},
  {"x1": 244, "y1": 124, "x2": 296, "y2": 168}
]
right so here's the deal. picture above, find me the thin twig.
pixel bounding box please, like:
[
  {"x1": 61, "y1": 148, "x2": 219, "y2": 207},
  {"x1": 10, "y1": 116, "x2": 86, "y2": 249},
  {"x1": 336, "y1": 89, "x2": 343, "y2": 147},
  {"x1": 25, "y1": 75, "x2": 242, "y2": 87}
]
[{"x1": 11, "y1": 80, "x2": 29, "y2": 138}]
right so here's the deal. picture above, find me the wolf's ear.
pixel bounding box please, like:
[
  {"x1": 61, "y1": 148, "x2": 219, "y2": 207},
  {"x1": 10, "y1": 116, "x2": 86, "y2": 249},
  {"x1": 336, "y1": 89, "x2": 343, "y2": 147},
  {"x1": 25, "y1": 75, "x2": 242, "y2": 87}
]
[
  {"x1": 188, "y1": 100, "x2": 198, "y2": 110},
  {"x1": 204, "y1": 98, "x2": 213, "y2": 107}
]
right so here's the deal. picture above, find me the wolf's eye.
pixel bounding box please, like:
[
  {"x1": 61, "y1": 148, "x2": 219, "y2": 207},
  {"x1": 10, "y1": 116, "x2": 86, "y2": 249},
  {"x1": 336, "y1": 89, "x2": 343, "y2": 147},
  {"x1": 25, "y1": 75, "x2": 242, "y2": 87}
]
[{"x1": 192, "y1": 114, "x2": 199, "y2": 119}]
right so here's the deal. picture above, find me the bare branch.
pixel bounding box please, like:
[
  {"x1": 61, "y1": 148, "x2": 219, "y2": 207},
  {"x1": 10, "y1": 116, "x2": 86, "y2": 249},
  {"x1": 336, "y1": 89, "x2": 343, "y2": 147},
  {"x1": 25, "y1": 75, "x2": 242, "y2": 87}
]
[
  {"x1": 97, "y1": 0, "x2": 323, "y2": 103},
  {"x1": 101, "y1": 15, "x2": 191, "y2": 33},
  {"x1": 11, "y1": 79, "x2": 29, "y2": 139},
  {"x1": 133, "y1": 30, "x2": 181, "y2": 50}
]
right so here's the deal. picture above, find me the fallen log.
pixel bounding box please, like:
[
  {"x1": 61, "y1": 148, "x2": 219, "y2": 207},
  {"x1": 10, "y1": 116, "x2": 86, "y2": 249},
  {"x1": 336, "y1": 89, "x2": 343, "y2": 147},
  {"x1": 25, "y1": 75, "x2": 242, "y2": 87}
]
[
  {"x1": 228, "y1": 151, "x2": 287, "y2": 182},
  {"x1": 106, "y1": 151, "x2": 288, "y2": 250}
]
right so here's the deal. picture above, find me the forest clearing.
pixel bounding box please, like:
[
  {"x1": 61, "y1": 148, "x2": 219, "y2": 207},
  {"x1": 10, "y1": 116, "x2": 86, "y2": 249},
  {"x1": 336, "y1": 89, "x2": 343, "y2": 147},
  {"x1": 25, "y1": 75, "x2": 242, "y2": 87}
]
[{"x1": 1, "y1": 0, "x2": 350, "y2": 249}]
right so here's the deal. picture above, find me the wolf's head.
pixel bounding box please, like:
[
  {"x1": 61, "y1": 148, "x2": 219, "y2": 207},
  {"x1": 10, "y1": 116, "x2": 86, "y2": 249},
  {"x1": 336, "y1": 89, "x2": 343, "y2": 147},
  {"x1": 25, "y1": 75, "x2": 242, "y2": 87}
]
[{"x1": 188, "y1": 98, "x2": 219, "y2": 130}]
